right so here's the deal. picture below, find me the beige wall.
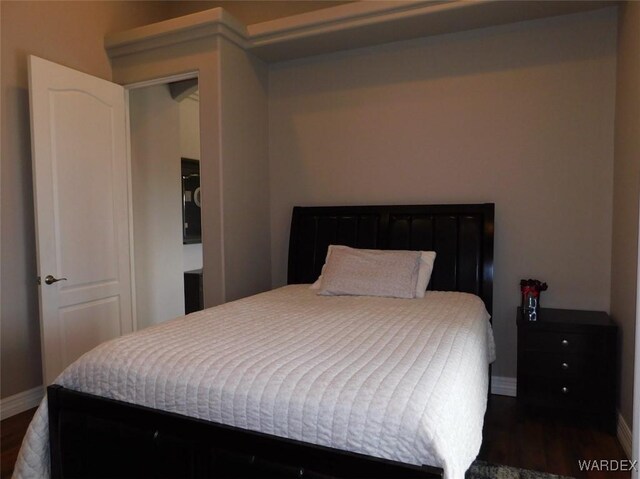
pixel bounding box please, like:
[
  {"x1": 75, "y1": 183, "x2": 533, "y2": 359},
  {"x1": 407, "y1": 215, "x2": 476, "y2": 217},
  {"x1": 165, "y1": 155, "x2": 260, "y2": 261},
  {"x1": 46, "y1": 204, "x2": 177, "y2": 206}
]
[
  {"x1": 269, "y1": 9, "x2": 617, "y2": 379},
  {"x1": 129, "y1": 84, "x2": 185, "y2": 330},
  {"x1": 0, "y1": 0, "x2": 173, "y2": 398},
  {"x1": 611, "y1": 1, "x2": 640, "y2": 427},
  {"x1": 220, "y1": 39, "x2": 271, "y2": 301},
  {"x1": 180, "y1": 96, "x2": 201, "y2": 161}
]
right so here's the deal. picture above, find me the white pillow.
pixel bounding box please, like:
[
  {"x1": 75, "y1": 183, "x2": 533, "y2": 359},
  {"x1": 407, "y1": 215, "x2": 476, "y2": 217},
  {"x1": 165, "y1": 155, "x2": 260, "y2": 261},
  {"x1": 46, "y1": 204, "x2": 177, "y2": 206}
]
[
  {"x1": 415, "y1": 251, "x2": 437, "y2": 298},
  {"x1": 317, "y1": 245, "x2": 421, "y2": 299},
  {"x1": 311, "y1": 247, "x2": 436, "y2": 298}
]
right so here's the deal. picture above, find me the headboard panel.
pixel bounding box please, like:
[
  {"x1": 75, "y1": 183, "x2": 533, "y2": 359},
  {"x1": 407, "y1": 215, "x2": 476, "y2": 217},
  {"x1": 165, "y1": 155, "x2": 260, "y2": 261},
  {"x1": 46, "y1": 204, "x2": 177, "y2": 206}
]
[{"x1": 287, "y1": 204, "x2": 494, "y2": 315}]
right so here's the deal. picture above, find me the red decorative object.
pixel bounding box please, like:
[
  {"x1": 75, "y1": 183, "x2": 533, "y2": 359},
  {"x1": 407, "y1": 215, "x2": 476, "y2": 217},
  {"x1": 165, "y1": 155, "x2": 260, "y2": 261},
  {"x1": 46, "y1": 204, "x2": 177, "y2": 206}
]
[{"x1": 520, "y1": 279, "x2": 548, "y2": 320}]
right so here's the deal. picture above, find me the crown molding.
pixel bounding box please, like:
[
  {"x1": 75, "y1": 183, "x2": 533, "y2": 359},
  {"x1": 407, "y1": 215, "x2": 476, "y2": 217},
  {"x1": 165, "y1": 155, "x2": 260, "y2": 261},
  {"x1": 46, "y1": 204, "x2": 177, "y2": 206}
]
[
  {"x1": 105, "y1": 1, "x2": 616, "y2": 63},
  {"x1": 105, "y1": 8, "x2": 249, "y2": 59},
  {"x1": 247, "y1": 1, "x2": 449, "y2": 42},
  {"x1": 246, "y1": 0, "x2": 615, "y2": 62}
]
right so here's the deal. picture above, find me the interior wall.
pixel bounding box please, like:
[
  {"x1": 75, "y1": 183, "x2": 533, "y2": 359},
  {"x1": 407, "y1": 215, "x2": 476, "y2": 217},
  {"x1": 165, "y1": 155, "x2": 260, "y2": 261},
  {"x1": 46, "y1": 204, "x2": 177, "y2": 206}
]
[
  {"x1": 0, "y1": 0, "x2": 173, "y2": 398},
  {"x1": 611, "y1": 0, "x2": 640, "y2": 427},
  {"x1": 180, "y1": 96, "x2": 201, "y2": 160},
  {"x1": 269, "y1": 9, "x2": 617, "y2": 380},
  {"x1": 180, "y1": 95, "x2": 204, "y2": 272},
  {"x1": 219, "y1": 39, "x2": 271, "y2": 301},
  {"x1": 130, "y1": 84, "x2": 185, "y2": 329}
]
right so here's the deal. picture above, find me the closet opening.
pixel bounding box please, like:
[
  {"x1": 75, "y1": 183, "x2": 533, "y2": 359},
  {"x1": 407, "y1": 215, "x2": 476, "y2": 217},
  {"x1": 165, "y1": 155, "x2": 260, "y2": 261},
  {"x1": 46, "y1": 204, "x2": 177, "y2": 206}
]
[{"x1": 128, "y1": 75, "x2": 203, "y2": 330}]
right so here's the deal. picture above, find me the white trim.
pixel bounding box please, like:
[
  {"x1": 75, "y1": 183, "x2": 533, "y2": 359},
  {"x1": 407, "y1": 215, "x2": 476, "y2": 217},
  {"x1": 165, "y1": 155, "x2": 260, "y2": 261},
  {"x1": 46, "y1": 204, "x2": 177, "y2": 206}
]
[
  {"x1": 491, "y1": 375, "x2": 517, "y2": 397},
  {"x1": 105, "y1": 1, "x2": 614, "y2": 64},
  {"x1": 215, "y1": 39, "x2": 226, "y2": 304},
  {"x1": 248, "y1": 0, "x2": 611, "y2": 46},
  {"x1": 105, "y1": 8, "x2": 248, "y2": 59},
  {"x1": 618, "y1": 411, "x2": 634, "y2": 460},
  {"x1": 125, "y1": 71, "x2": 198, "y2": 91},
  {"x1": 247, "y1": 0, "x2": 446, "y2": 41},
  {"x1": 0, "y1": 386, "x2": 44, "y2": 420},
  {"x1": 124, "y1": 89, "x2": 137, "y2": 332}
]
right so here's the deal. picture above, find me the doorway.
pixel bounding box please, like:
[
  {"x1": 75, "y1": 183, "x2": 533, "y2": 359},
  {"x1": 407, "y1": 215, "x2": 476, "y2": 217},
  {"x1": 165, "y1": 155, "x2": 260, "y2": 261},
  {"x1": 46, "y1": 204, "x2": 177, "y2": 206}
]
[{"x1": 128, "y1": 77, "x2": 203, "y2": 330}]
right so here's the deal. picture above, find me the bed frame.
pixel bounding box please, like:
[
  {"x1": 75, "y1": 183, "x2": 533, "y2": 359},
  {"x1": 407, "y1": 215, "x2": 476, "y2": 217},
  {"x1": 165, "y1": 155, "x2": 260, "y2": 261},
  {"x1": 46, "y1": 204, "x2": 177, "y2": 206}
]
[{"x1": 48, "y1": 203, "x2": 494, "y2": 479}]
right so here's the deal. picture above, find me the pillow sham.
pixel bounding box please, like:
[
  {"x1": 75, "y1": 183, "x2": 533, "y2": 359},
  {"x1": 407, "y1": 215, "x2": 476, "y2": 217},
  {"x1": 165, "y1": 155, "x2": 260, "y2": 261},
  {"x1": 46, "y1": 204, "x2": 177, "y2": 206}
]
[
  {"x1": 311, "y1": 247, "x2": 436, "y2": 298},
  {"x1": 415, "y1": 251, "x2": 437, "y2": 298},
  {"x1": 317, "y1": 245, "x2": 421, "y2": 299}
]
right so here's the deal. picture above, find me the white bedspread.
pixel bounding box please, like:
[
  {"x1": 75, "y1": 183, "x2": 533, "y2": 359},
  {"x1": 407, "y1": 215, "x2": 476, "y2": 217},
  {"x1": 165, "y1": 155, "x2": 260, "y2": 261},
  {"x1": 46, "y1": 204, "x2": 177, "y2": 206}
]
[{"x1": 14, "y1": 285, "x2": 494, "y2": 479}]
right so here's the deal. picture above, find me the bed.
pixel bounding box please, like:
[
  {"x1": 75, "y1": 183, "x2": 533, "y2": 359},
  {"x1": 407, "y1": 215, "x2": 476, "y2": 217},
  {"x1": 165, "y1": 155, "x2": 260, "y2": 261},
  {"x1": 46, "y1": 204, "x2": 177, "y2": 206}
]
[{"x1": 14, "y1": 203, "x2": 495, "y2": 479}]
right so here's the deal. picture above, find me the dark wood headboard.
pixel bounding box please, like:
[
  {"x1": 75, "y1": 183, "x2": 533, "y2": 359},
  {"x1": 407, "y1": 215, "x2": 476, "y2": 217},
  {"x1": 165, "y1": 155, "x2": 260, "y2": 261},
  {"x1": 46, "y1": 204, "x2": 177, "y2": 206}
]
[{"x1": 287, "y1": 203, "x2": 494, "y2": 315}]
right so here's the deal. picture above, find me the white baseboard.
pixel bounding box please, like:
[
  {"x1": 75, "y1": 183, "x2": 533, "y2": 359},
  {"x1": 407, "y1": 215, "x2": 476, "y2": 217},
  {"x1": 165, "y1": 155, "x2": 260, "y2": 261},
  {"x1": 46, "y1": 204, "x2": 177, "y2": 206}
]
[
  {"x1": 617, "y1": 411, "x2": 633, "y2": 459},
  {"x1": 491, "y1": 375, "x2": 517, "y2": 397},
  {"x1": 0, "y1": 386, "x2": 44, "y2": 420}
]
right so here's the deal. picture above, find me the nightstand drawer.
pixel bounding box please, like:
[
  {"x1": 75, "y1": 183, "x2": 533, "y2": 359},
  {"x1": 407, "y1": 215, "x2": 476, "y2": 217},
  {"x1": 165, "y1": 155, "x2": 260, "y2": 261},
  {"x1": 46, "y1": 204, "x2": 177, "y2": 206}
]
[
  {"x1": 519, "y1": 351, "x2": 597, "y2": 377},
  {"x1": 520, "y1": 330, "x2": 598, "y2": 353},
  {"x1": 518, "y1": 375, "x2": 598, "y2": 409}
]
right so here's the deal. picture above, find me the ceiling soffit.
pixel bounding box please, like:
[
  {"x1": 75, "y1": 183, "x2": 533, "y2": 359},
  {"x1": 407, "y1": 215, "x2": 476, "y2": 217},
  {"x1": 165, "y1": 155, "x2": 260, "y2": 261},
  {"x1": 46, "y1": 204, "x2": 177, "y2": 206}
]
[{"x1": 105, "y1": 0, "x2": 617, "y2": 63}]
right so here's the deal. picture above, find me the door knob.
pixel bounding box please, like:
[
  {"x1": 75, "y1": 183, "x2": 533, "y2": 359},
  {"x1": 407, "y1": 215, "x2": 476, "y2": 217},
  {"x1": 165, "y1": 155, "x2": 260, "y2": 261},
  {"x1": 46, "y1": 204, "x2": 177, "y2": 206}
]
[{"x1": 44, "y1": 275, "x2": 67, "y2": 285}]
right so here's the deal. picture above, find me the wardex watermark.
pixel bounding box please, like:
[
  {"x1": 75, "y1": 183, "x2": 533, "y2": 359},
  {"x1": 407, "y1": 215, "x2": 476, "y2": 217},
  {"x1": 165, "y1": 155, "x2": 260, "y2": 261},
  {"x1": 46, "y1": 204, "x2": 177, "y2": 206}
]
[{"x1": 578, "y1": 459, "x2": 638, "y2": 472}]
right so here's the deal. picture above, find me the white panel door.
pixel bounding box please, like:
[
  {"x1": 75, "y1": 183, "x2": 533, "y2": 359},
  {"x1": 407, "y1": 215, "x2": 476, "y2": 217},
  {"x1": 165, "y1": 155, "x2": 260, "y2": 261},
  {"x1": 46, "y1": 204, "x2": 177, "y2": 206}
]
[{"x1": 29, "y1": 56, "x2": 134, "y2": 385}]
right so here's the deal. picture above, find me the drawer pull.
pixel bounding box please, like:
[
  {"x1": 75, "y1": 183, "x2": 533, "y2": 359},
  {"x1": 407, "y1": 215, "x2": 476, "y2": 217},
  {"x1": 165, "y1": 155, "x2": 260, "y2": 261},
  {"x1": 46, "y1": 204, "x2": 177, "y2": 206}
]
[
  {"x1": 152, "y1": 430, "x2": 159, "y2": 441},
  {"x1": 561, "y1": 339, "x2": 569, "y2": 347},
  {"x1": 561, "y1": 386, "x2": 569, "y2": 394},
  {"x1": 561, "y1": 362, "x2": 569, "y2": 370}
]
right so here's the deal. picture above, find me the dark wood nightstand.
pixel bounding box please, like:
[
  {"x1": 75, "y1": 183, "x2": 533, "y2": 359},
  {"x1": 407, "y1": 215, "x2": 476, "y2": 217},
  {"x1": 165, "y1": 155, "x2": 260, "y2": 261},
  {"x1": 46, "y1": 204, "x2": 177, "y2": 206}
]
[{"x1": 516, "y1": 308, "x2": 617, "y2": 433}]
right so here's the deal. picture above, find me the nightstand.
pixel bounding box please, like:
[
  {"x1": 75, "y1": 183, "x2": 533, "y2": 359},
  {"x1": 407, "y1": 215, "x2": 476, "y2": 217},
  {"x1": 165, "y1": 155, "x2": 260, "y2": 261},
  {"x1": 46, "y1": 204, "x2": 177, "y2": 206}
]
[{"x1": 516, "y1": 308, "x2": 617, "y2": 432}]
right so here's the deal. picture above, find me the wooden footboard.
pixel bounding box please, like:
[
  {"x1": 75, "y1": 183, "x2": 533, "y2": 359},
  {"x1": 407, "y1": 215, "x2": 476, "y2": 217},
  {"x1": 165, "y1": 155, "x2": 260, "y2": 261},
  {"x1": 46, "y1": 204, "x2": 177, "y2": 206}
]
[{"x1": 48, "y1": 385, "x2": 444, "y2": 478}]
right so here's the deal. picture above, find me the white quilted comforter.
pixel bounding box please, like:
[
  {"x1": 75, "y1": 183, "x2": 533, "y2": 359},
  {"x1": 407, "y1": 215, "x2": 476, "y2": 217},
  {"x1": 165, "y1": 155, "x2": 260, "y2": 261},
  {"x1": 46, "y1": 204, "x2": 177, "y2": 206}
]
[{"x1": 14, "y1": 285, "x2": 494, "y2": 479}]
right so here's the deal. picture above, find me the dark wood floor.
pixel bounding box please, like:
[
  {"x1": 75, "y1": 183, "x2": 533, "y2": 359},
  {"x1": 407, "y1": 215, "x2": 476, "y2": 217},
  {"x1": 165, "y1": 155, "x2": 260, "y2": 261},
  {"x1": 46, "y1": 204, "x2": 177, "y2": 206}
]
[
  {"x1": 478, "y1": 396, "x2": 630, "y2": 479},
  {"x1": 1, "y1": 408, "x2": 37, "y2": 479},
  {"x1": 0, "y1": 396, "x2": 630, "y2": 479}
]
